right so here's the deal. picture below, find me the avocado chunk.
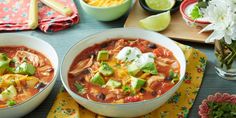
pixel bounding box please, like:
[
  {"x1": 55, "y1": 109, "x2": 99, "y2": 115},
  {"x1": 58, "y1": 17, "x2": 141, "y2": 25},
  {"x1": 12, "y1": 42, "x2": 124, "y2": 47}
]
[
  {"x1": 106, "y1": 79, "x2": 121, "y2": 88},
  {"x1": 131, "y1": 76, "x2": 146, "y2": 90},
  {"x1": 14, "y1": 62, "x2": 36, "y2": 75},
  {"x1": 99, "y1": 62, "x2": 113, "y2": 76},
  {"x1": 0, "y1": 53, "x2": 10, "y2": 75},
  {"x1": 97, "y1": 50, "x2": 109, "y2": 61},
  {"x1": 1, "y1": 85, "x2": 17, "y2": 100},
  {"x1": 90, "y1": 73, "x2": 105, "y2": 86},
  {"x1": 141, "y1": 62, "x2": 158, "y2": 75},
  {"x1": 127, "y1": 63, "x2": 140, "y2": 76}
]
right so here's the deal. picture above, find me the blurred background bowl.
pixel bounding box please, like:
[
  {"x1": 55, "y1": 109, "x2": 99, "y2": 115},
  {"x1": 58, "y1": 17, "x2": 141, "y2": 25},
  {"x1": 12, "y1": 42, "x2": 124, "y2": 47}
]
[{"x1": 80, "y1": 0, "x2": 132, "y2": 21}]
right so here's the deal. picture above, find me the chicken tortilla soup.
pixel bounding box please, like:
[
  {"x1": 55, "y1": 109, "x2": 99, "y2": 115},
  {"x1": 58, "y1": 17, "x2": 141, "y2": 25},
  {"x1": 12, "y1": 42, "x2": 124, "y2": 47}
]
[
  {"x1": 0, "y1": 46, "x2": 54, "y2": 108},
  {"x1": 68, "y1": 39, "x2": 180, "y2": 103}
]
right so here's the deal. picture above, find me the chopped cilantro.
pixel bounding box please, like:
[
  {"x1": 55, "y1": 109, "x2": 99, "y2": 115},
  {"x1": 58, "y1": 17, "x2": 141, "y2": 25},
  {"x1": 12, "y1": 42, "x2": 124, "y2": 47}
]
[
  {"x1": 190, "y1": 5, "x2": 203, "y2": 20},
  {"x1": 74, "y1": 82, "x2": 85, "y2": 94}
]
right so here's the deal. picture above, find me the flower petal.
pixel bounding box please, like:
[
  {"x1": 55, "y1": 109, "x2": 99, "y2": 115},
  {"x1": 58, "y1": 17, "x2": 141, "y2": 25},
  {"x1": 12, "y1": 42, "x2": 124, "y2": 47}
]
[{"x1": 205, "y1": 30, "x2": 225, "y2": 43}]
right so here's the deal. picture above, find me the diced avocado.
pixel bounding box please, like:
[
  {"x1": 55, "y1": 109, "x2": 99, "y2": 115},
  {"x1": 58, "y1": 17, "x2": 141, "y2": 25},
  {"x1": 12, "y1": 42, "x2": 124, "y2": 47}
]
[
  {"x1": 90, "y1": 73, "x2": 105, "y2": 86},
  {"x1": 141, "y1": 62, "x2": 158, "y2": 75},
  {"x1": 14, "y1": 62, "x2": 36, "y2": 75},
  {"x1": 106, "y1": 79, "x2": 121, "y2": 88},
  {"x1": 74, "y1": 81, "x2": 85, "y2": 94},
  {"x1": 1, "y1": 85, "x2": 17, "y2": 100},
  {"x1": 97, "y1": 50, "x2": 109, "y2": 61},
  {"x1": 0, "y1": 60, "x2": 10, "y2": 75},
  {"x1": 99, "y1": 62, "x2": 114, "y2": 76},
  {"x1": 131, "y1": 76, "x2": 146, "y2": 90},
  {"x1": 0, "y1": 53, "x2": 10, "y2": 75},
  {"x1": 127, "y1": 63, "x2": 140, "y2": 76}
]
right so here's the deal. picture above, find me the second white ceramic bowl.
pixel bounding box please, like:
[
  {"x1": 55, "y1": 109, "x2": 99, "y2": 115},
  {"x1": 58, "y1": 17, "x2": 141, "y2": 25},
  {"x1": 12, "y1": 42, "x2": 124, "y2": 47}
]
[
  {"x1": 0, "y1": 34, "x2": 59, "y2": 118},
  {"x1": 61, "y1": 28, "x2": 186, "y2": 117}
]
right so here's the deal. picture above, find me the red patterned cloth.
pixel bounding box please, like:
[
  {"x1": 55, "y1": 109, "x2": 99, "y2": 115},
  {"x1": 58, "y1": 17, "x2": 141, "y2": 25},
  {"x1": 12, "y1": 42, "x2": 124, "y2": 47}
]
[{"x1": 0, "y1": 0, "x2": 79, "y2": 32}]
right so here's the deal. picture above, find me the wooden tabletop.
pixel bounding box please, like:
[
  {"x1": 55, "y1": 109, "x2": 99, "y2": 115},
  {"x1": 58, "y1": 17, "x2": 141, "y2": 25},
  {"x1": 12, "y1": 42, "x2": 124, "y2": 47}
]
[{"x1": 20, "y1": 1, "x2": 236, "y2": 118}]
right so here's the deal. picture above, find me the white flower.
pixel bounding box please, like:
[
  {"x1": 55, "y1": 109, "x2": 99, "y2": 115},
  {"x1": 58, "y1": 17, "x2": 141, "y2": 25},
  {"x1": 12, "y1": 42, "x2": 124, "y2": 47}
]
[{"x1": 200, "y1": 0, "x2": 236, "y2": 44}]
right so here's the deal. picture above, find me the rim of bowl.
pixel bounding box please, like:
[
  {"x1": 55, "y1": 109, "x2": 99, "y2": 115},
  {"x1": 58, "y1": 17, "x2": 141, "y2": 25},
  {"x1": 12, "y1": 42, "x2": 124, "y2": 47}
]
[
  {"x1": 80, "y1": 0, "x2": 130, "y2": 9},
  {"x1": 180, "y1": 0, "x2": 210, "y2": 24},
  {"x1": 139, "y1": 0, "x2": 182, "y2": 14},
  {"x1": 61, "y1": 28, "x2": 186, "y2": 106},
  {"x1": 0, "y1": 33, "x2": 59, "y2": 110}
]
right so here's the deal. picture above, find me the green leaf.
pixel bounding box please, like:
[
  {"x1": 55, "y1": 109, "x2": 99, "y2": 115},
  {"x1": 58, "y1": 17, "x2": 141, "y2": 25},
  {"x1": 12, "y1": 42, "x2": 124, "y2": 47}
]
[{"x1": 190, "y1": 5, "x2": 203, "y2": 20}]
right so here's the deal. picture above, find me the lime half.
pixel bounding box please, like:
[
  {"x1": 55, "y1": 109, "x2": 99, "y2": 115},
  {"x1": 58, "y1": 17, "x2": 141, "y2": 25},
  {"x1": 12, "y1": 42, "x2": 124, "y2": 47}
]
[
  {"x1": 139, "y1": 11, "x2": 171, "y2": 32},
  {"x1": 145, "y1": 0, "x2": 175, "y2": 10}
]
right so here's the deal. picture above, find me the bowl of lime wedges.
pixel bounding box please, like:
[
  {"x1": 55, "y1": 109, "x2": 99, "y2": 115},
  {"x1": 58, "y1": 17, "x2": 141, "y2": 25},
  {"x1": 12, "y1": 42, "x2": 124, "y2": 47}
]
[{"x1": 139, "y1": 0, "x2": 182, "y2": 15}]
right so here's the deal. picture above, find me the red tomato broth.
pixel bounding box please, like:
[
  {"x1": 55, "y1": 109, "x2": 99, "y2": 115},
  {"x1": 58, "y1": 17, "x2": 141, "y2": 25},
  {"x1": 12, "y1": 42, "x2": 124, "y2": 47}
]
[
  {"x1": 68, "y1": 39, "x2": 180, "y2": 103},
  {"x1": 0, "y1": 46, "x2": 54, "y2": 108}
]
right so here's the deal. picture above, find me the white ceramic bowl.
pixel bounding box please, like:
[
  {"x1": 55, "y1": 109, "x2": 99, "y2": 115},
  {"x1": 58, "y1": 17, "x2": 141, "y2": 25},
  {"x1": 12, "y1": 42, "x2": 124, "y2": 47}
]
[
  {"x1": 0, "y1": 34, "x2": 59, "y2": 118},
  {"x1": 61, "y1": 28, "x2": 186, "y2": 117}
]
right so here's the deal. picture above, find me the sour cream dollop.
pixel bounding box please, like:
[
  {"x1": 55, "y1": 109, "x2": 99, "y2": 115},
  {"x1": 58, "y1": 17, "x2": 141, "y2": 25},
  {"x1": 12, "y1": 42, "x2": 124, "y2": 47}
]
[
  {"x1": 116, "y1": 47, "x2": 155, "y2": 67},
  {"x1": 116, "y1": 47, "x2": 142, "y2": 62}
]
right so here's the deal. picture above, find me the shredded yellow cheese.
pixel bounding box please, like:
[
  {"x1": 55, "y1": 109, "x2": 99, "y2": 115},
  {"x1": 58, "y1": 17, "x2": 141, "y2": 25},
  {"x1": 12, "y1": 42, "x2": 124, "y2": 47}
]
[{"x1": 84, "y1": 0, "x2": 125, "y2": 7}]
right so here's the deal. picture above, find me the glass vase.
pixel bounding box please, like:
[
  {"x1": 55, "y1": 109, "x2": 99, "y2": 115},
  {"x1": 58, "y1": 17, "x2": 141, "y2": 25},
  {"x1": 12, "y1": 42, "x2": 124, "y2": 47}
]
[{"x1": 215, "y1": 40, "x2": 236, "y2": 80}]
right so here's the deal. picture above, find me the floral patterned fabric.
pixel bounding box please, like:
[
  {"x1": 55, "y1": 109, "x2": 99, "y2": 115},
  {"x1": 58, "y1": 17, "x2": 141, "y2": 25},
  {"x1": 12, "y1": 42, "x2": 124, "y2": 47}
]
[
  {"x1": 0, "y1": 0, "x2": 79, "y2": 32},
  {"x1": 47, "y1": 43, "x2": 208, "y2": 118}
]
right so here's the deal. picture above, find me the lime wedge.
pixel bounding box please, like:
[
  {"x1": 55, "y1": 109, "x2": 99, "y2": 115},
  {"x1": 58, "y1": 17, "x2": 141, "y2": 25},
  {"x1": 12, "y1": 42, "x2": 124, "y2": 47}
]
[
  {"x1": 145, "y1": 0, "x2": 175, "y2": 10},
  {"x1": 139, "y1": 11, "x2": 171, "y2": 32}
]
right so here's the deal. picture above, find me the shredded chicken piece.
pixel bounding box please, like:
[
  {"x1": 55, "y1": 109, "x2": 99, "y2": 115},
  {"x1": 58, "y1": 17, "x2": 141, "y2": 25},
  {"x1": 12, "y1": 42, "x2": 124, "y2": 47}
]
[
  {"x1": 147, "y1": 75, "x2": 165, "y2": 87},
  {"x1": 38, "y1": 65, "x2": 53, "y2": 72},
  {"x1": 69, "y1": 56, "x2": 94, "y2": 76},
  {"x1": 14, "y1": 51, "x2": 42, "y2": 67}
]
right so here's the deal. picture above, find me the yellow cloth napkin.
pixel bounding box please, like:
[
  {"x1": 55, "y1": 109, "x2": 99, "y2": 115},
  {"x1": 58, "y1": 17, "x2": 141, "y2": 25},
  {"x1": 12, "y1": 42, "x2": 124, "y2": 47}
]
[{"x1": 47, "y1": 43, "x2": 208, "y2": 118}]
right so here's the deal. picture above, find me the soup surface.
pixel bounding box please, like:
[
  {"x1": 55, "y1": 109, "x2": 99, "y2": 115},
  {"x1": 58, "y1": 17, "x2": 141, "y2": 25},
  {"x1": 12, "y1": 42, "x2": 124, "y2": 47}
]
[
  {"x1": 68, "y1": 39, "x2": 180, "y2": 103},
  {"x1": 0, "y1": 46, "x2": 54, "y2": 108}
]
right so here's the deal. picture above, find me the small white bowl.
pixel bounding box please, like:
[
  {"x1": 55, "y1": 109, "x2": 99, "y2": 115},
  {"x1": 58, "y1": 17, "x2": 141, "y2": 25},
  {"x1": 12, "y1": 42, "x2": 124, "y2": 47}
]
[
  {"x1": 61, "y1": 28, "x2": 186, "y2": 117},
  {"x1": 0, "y1": 34, "x2": 59, "y2": 118},
  {"x1": 180, "y1": 0, "x2": 210, "y2": 28}
]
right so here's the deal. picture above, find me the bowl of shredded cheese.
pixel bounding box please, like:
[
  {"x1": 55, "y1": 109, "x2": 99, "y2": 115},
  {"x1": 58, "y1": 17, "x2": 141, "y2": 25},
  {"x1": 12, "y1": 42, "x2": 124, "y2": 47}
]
[{"x1": 80, "y1": 0, "x2": 132, "y2": 21}]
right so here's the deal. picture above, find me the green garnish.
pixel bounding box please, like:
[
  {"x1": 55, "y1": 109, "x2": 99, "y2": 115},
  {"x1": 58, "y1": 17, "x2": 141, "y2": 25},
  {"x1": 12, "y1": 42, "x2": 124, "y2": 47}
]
[
  {"x1": 7, "y1": 100, "x2": 16, "y2": 106},
  {"x1": 169, "y1": 69, "x2": 178, "y2": 78},
  {"x1": 74, "y1": 82, "x2": 85, "y2": 94},
  {"x1": 122, "y1": 85, "x2": 131, "y2": 93},
  {"x1": 208, "y1": 102, "x2": 236, "y2": 118},
  {"x1": 190, "y1": 5, "x2": 203, "y2": 20}
]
